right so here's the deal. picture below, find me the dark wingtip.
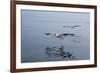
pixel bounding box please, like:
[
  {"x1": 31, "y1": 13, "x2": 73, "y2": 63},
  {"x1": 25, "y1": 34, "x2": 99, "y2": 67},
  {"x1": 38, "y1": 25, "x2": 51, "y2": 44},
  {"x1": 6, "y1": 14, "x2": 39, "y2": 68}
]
[{"x1": 45, "y1": 33, "x2": 51, "y2": 35}]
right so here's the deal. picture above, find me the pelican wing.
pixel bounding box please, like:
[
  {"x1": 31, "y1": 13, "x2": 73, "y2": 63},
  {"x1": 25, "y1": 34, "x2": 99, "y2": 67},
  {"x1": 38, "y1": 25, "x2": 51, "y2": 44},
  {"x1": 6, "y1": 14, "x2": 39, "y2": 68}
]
[
  {"x1": 72, "y1": 25, "x2": 81, "y2": 28},
  {"x1": 61, "y1": 33, "x2": 75, "y2": 36},
  {"x1": 44, "y1": 33, "x2": 51, "y2": 35}
]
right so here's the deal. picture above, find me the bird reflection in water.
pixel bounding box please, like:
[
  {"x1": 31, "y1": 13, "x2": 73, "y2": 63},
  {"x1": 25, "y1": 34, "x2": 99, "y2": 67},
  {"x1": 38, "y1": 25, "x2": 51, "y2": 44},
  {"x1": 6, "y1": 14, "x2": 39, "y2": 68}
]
[{"x1": 45, "y1": 45, "x2": 77, "y2": 60}]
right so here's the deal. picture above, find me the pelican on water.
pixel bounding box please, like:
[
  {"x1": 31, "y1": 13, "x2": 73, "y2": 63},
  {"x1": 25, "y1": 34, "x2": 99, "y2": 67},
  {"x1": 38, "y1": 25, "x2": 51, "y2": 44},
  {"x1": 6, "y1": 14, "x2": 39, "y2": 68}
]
[
  {"x1": 44, "y1": 33, "x2": 75, "y2": 40},
  {"x1": 63, "y1": 25, "x2": 81, "y2": 29}
]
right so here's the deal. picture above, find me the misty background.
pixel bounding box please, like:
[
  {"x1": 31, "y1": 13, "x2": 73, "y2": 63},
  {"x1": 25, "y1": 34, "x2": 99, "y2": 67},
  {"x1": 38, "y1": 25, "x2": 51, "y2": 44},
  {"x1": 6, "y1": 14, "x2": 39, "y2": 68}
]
[{"x1": 21, "y1": 10, "x2": 90, "y2": 63}]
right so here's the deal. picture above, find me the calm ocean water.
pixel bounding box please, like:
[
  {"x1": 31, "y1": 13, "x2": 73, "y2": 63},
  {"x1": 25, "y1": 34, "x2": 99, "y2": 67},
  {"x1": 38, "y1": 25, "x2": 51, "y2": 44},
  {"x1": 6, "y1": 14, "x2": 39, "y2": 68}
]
[{"x1": 21, "y1": 10, "x2": 90, "y2": 63}]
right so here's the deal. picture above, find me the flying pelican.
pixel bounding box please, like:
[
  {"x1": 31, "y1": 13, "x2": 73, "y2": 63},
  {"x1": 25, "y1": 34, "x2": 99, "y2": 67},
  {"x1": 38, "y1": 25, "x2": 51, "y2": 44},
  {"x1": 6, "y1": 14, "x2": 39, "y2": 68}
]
[
  {"x1": 44, "y1": 33, "x2": 75, "y2": 40},
  {"x1": 63, "y1": 25, "x2": 81, "y2": 29}
]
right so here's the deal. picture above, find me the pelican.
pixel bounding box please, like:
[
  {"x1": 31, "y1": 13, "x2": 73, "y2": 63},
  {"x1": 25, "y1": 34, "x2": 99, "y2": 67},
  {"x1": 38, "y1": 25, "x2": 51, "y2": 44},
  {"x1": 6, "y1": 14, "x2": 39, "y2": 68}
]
[
  {"x1": 63, "y1": 25, "x2": 81, "y2": 29},
  {"x1": 44, "y1": 33, "x2": 75, "y2": 40}
]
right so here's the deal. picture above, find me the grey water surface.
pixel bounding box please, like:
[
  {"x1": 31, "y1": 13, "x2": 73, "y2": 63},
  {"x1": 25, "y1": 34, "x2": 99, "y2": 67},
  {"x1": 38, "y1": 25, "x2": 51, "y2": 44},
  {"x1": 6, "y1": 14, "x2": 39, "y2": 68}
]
[{"x1": 21, "y1": 9, "x2": 90, "y2": 63}]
